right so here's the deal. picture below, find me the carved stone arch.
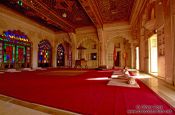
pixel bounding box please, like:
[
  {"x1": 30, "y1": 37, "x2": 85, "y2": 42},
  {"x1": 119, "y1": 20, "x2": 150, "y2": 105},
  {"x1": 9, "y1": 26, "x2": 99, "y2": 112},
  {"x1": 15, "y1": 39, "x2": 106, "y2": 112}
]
[
  {"x1": 107, "y1": 31, "x2": 132, "y2": 45},
  {"x1": 56, "y1": 40, "x2": 72, "y2": 67},
  {"x1": 77, "y1": 37, "x2": 98, "y2": 48},
  {"x1": 106, "y1": 36, "x2": 122, "y2": 68},
  {"x1": 39, "y1": 39, "x2": 52, "y2": 48},
  {"x1": 56, "y1": 39, "x2": 64, "y2": 46},
  {"x1": 107, "y1": 36, "x2": 127, "y2": 48},
  {"x1": 75, "y1": 36, "x2": 99, "y2": 68},
  {"x1": 106, "y1": 34, "x2": 132, "y2": 68},
  {"x1": 107, "y1": 35, "x2": 124, "y2": 44},
  {"x1": 110, "y1": 30, "x2": 132, "y2": 40},
  {"x1": 63, "y1": 36, "x2": 72, "y2": 46},
  {"x1": 38, "y1": 39, "x2": 52, "y2": 67},
  {"x1": 107, "y1": 36, "x2": 129, "y2": 52},
  {"x1": 55, "y1": 37, "x2": 73, "y2": 55},
  {"x1": 56, "y1": 41, "x2": 63, "y2": 49},
  {"x1": 56, "y1": 41, "x2": 72, "y2": 52}
]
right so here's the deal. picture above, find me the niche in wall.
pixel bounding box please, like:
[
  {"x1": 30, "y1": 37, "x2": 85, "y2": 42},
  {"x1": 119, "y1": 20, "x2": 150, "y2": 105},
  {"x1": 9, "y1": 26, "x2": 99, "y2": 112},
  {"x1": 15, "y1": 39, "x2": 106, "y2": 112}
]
[{"x1": 91, "y1": 53, "x2": 97, "y2": 60}]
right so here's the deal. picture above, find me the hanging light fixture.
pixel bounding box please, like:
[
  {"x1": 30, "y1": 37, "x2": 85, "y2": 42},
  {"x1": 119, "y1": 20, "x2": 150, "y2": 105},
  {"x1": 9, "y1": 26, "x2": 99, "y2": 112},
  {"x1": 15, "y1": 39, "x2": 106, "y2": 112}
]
[
  {"x1": 17, "y1": 0, "x2": 23, "y2": 6},
  {"x1": 62, "y1": 12, "x2": 67, "y2": 18}
]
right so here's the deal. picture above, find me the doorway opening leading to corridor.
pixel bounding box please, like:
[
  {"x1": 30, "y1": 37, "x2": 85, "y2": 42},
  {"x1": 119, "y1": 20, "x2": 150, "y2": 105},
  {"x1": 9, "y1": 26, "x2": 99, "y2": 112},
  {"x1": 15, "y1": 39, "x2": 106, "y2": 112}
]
[
  {"x1": 148, "y1": 34, "x2": 158, "y2": 75},
  {"x1": 136, "y1": 47, "x2": 139, "y2": 70}
]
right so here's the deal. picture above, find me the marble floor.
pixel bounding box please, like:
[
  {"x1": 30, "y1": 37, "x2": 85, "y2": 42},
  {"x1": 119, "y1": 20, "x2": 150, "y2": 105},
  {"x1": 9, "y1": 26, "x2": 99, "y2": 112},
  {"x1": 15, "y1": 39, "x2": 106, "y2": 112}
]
[
  {"x1": 0, "y1": 95, "x2": 80, "y2": 115},
  {"x1": 0, "y1": 72, "x2": 175, "y2": 115},
  {"x1": 139, "y1": 73, "x2": 175, "y2": 108}
]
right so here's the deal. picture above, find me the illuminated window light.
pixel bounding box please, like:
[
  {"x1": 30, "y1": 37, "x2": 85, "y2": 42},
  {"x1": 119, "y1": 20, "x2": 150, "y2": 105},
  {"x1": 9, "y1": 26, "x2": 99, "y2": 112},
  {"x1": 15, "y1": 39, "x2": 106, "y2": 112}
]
[{"x1": 86, "y1": 77, "x2": 110, "y2": 81}]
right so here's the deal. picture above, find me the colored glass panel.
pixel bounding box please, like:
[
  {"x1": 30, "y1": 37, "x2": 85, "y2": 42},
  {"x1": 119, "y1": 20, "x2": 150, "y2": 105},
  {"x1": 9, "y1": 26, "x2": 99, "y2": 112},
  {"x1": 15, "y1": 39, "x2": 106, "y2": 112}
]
[
  {"x1": 0, "y1": 30, "x2": 31, "y2": 67},
  {"x1": 0, "y1": 30, "x2": 31, "y2": 46},
  {"x1": 4, "y1": 44, "x2": 15, "y2": 63},
  {"x1": 39, "y1": 49, "x2": 49, "y2": 63},
  {"x1": 38, "y1": 40, "x2": 51, "y2": 67},
  {"x1": 16, "y1": 46, "x2": 25, "y2": 63},
  {"x1": 0, "y1": 43, "x2": 2, "y2": 63},
  {"x1": 57, "y1": 44, "x2": 64, "y2": 66}
]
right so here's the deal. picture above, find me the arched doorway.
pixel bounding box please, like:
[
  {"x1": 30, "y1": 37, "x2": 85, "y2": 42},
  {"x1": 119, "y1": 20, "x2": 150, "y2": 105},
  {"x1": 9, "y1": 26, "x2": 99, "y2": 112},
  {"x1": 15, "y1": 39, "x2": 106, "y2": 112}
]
[
  {"x1": 57, "y1": 44, "x2": 65, "y2": 66},
  {"x1": 0, "y1": 30, "x2": 32, "y2": 69},
  {"x1": 107, "y1": 37, "x2": 123, "y2": 68},
  {"x1": 38, "y1": 40, "x2": 52, "y2": 67},
  {"x1": 136, "y1": 47, "x2": 139, "y2": 70},
  {"x1": 113, "y1": 44, "x2": 121, "y2": 67},
  {"x1": 78, "y1": 39, "x2": 98, "y2": 68}
]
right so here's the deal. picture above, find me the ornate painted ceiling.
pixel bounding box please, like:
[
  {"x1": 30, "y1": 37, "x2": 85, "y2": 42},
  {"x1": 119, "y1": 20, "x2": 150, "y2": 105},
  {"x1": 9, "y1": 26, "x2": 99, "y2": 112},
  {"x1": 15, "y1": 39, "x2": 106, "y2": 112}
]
[
  {"x1": 0, "y1": 0, "x2": 135, "y2": 32},
  {"x1": 95, "y1": 0, "x2": 135, "y2": 23}
]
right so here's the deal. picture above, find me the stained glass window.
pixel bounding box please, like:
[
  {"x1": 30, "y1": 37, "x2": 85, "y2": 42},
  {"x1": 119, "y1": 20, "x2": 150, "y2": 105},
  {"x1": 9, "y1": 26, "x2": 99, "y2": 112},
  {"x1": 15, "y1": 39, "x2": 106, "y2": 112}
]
[
  {"x1": 0, "y1": 30, "x2": 31, "y2": 68},
  {"x1": 38, "y1": 40, "x2": 51, "y2": 67},
  {"x1": 4, "y1": 44, "x2": 15, "y2": 63},
  {"x1": 16, "y1": 45, "x2": 25, "y2": 63},
  {"x1": 57, "y1": 44, "x2": 64, "y2": 66},
  {"x1": 1, "y1": 30, "x2": 30, "y2": 46},
  {"x1": 0, "y1": 43, "x2": 3, "y2": 63}
]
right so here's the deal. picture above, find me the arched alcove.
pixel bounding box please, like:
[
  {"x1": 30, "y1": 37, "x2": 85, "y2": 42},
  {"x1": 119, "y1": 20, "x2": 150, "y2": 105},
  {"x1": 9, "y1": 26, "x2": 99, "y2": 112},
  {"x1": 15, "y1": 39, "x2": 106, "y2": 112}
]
[
  {"x1": 78, "y1": 39, "x2": 98, "y2": 68},
  {"x1": 57, "y1": 44, "x2": 65, "y2": 66},
  {"x1": 56, "y1": 41, "x2": 72, "y2": 67},
  {"x1": 0, "y1": 30, "x2": 32, "y2": 68},
  {"x1": 106, "y1": 37, "x2": 131, "y2": 68},
  {"x1": 38, "y1": 39, "x2": 52, "y2": 67}
]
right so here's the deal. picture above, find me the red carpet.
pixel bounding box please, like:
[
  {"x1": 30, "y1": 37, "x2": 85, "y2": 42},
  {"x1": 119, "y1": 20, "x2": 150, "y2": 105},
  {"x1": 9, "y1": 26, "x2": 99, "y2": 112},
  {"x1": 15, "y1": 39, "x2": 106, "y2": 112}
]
[
  {"x1": 0, "y1": 69, "x2": 175, "y2": 115},
  {"x1": 128, "y1": 71, "x2": 136, "y2": 76}
]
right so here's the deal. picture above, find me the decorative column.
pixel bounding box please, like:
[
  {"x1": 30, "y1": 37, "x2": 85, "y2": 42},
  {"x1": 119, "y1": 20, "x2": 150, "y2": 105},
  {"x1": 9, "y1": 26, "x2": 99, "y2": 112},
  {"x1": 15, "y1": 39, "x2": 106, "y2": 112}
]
[
  {"x1": 98, "y1": 41, "x2": 102, "y2": 66},
  {"x1": 31, "y1": 38, "x2": 38, "y2": 68},
  {"x1": 131, "y1": 43, "x2": 136, "y2": 69},
  {"x1": 172, "y1": 0, "x2": 175, "y2": 85},
  {"x1": 121, "y1": 38, "x2": 125, "y2": 67},
  {"x1": 97, "y1": 28, "x2": 106, "y2": 66},
  {"x1": 68, "y1": 33, "x2": 77, "y2": 67},
  {"x1": 163, "y1": 0, "x2": 174, "y2": 84},
  {"x1": 52, "y1": 39, "x2": 57, "y2": 67},
  {"x1": 140, "y1": 13, "x2": 147, "y2": 72},
  {"x1": 173, "y1": 15, "x2": 175, "y2": 85},
  {"x1": 27, "y1": 31, "x2": 38, "y2": 69}
]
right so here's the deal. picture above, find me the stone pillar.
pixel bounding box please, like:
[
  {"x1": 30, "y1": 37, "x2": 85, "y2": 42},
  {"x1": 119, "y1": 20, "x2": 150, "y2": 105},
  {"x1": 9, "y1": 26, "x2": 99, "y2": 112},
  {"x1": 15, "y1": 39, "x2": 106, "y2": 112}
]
[
  {"x1": 97, "y1": 28, "x2": 106, "y2": 66},
  {"x1": 68, "y1": 33, "x2": 77, "y2": 67},
  {"x1": 121, "y1": 38, "x2": 125, "y2": 67},
  {"x1": 64, "y1": 52, "x2": 68, "y2": 67},
  {"x1": 164, "y1": 0, "x2": 174, "y2": 84},
  {"x1": 172, "y1": 0, "x2": 175, "y2": 85},
  {"x1": 140, "y1": 13, "x2": 147, "y2": 72},
  {"x1": 31, "y1": 38, "x2": 39, "y2": 68},
  {"x1": 131, "y1": 43, "x2": 136, "y2": 69},
  {"x1": 52, "y1": 38, "x2": 57, "y2": 67},
  {"x1": 27, "y1": 31, "x2": 39, "y2": 69},
  {"x1": 98, "y1": 41, "x2": 102, "y2": 66},
  {"x1": 139, "y1": 35, "x2": 145, "y2": 72},
  {"x1": 173, "y1": 15, "x2": 175, "y2": 85}
]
